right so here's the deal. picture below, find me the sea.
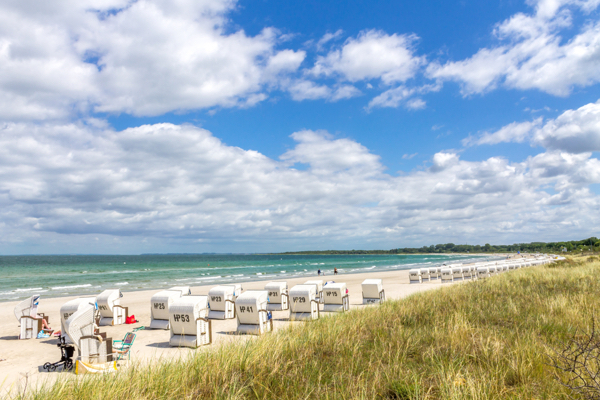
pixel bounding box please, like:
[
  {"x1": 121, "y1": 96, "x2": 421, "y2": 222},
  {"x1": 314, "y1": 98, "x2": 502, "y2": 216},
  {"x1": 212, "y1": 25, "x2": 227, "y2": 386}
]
[{"x1": 0, "y1": 253, "x2": 500, "y2": 302}]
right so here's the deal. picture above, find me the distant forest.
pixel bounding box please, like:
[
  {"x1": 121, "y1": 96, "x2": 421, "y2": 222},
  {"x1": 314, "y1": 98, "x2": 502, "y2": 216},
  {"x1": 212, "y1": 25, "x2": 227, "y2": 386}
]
[{"x1": 279, "y1": 237, "x2": 599, "y2": 255}]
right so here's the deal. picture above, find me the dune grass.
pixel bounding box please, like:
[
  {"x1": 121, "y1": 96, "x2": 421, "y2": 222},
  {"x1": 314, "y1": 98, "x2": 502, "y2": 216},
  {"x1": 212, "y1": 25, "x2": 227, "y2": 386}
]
[{"x1": 19, "y1": 256, "x2": 600, "y2": 399}]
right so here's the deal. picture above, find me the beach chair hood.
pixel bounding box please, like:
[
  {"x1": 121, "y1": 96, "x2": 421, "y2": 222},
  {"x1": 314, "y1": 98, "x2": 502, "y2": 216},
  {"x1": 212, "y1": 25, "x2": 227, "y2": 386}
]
[
  {"x1": 64, "y1": 302, "x2": 96, "y2": 351},
  {"x1": 169, "y1": 286, "x2": 191, "y2": 296},
  {"x1": 14, "y1": 295, "x2": 40, "y2": 322}
]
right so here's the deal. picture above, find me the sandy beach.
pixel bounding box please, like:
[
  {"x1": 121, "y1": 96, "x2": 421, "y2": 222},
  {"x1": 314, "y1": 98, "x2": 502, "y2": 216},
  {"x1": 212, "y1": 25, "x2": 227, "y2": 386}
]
[{"x1": 0, "y1": 255, "x2": 522, "y2": 395}]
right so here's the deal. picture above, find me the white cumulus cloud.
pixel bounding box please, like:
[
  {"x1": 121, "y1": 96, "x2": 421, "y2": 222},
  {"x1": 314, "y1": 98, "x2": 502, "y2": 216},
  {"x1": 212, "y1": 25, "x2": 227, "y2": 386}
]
[
  {"x1": 311, "y1": 30, "x2": 425, "y2": 84},
  {"x1": 427, "y1": 0, "x2": 600, "y2": 96},
  {"x1": 1, "y1": 122, "x2": 598, "y2": 252},
  {"x1": 464, "y1": 99, "x2": 600, "y2": 153},
  {"x1": 0, "y1": 0, "x2": 306, "y2": 120}
]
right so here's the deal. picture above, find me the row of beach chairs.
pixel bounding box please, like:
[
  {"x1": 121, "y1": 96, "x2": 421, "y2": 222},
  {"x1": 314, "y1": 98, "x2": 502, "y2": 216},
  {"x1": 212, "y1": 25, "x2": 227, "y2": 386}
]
[
  {"x1": 14, "y1": 279, "x2": 386, "y2": 371},
  {"x1": 15, "y1": 256, "x2": 553, "y2": 372},
  {"x1": 149, "y1": 279, "x2": 385, "y2": 347},
  {"x1": 409, "y1": 256, "x2": 554, "y2": 284}
]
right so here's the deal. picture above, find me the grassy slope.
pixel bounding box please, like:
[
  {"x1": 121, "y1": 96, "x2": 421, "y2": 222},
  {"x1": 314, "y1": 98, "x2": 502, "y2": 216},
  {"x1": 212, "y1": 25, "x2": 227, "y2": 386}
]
[{"x1": 24, "y1": 257, "x2": 599, "y2": 400}]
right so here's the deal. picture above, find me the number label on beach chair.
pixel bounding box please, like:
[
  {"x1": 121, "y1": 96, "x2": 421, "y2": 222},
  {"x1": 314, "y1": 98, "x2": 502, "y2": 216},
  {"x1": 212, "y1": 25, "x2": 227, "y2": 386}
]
[
  {"x1": 211, "y1": 296, "x2": 222, "y2": 302},
  {"x1": 325, "y1": 291, "x2": 338, "y2": 297},
  {"x1": 269, "y1": 291, "x2": 277, "y2": 297},
  {"x1": 153, "y1": 302, "x2": 166, "y2": 310},
  {"x1": 292, "y1": 296, "x2": 306, "y2": 303},
  {"x1": 173, "y1": 314, "x2": 191, "y2": 322},
  {"x1": 238, "y1": 306, "x2": 254, "y2": 313}
]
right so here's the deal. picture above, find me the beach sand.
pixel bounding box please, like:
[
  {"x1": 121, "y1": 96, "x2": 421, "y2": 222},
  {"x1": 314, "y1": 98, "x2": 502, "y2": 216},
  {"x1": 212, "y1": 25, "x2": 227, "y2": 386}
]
[{"x1": 0, "y1": 254, "x2": 523, "y2": 395}]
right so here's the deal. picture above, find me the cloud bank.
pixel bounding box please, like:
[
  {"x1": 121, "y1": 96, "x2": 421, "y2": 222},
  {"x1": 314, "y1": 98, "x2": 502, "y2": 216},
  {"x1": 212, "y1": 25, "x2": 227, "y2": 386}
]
[{"x1": 1, "y1": 121, "x2": 598, "y2": 252}]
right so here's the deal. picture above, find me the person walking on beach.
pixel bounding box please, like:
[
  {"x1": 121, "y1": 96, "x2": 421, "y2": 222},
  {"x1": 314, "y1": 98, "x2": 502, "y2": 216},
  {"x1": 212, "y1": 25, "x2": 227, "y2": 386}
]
[
  {"x1": 317, "y1": 269, "x2": 321, "y2": 276},
  {"x1": 334, "y1": 268, "x2": 338, "y2": 275}
]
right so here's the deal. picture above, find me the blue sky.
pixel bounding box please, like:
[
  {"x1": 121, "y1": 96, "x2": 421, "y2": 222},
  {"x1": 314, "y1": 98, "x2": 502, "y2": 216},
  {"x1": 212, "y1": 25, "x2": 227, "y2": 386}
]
[{"x1": 0, "y1": 0, "x2": 599, "y2": 254}]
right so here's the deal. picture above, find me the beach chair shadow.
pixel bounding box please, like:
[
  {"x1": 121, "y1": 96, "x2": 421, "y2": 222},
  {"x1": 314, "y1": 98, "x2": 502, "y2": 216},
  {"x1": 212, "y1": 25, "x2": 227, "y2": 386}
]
[
  {"x1": 217, "y1": 330, "x2": 239, "y2": 335},
  {"x1": 145, "y1": 342, "x2": 171, "y2": 349},
  {"x1": 0, "y1": 335, "x2": 19, "y2": 340}
]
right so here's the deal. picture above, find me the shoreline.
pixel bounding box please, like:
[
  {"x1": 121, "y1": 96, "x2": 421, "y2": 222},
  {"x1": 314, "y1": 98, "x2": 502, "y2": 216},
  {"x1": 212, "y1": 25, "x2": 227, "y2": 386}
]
[
  {"x1": 0, "y1": 253, "x2": 505, "y2": 304},
  {"x1": 0, "y1": 253, "x2": 523, "y2": 394}
]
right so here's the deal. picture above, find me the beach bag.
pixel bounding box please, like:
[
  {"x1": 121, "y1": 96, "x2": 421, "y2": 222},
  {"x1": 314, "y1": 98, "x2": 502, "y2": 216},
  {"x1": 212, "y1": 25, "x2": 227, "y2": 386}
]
[{"x1": 125, "y1": 315, "x2": 138, "y2": 324}]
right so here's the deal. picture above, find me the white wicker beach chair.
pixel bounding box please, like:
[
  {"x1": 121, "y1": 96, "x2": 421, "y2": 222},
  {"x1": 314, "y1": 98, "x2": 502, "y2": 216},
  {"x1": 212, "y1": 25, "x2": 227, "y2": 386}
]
[
  {"x1": 60, "y1": 297, "x2": 97, "y2": 344},
  {"x1": 236, "y1": 291, "x2": 273, "y2": 335},
  {"x1": 169, "y1": 295, "x2": 211, "y2": 348},
  {"x1": 14, "y1": 294, "x2": 48, "y2": 339},
  {"x1": 461, "y1": 266, "x2": 472, "y2": 279},
  {"x1": 149, "y1": 290, "x2": 186, "y2": 330},
  {"x1": 322, "y1": 283, "x2": 349, "y2": 312},
  {"x1": 361, "y1": 279, "x2": 385, "y2": 304},
  {"x1": 452, "y1": 266, "x2": 463, "y2": 281},
  {"x1": 96, "y1": 289, "x2": 128, "y2": 326},
  {"x1": 409, "y1": 269, "x2": 422, "y2": 284},
  {"x1": 265, "y1": 282, "x2": 289, "y2": 311},
  {"x1": 477, "y1": 267, "x2": 490, "y2": 279},
  {"x1": 289, "y1": 285, "x2": 320, "y2": 321},
  {"x1": 207, "y1": 286, "x2": 236, "y2": 320},
  {"x1": 428, "y1": 267, "x2": 439, "y2": 280},
  {"x1": 64, "y1": 302, "x2": 112, "y2": 364},
  {"x1": 440, "y1": 268, "x2": 453, "y2": 283},
  {"x1": 420, "y1": 268, "x2": 430, "y2": 282}
]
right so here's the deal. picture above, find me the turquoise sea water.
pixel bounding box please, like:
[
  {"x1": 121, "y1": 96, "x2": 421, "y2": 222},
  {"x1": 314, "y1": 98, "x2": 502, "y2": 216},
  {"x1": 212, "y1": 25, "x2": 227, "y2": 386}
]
[{"x1": 0, "y1": 253, "x2": 498, "y2": 302}]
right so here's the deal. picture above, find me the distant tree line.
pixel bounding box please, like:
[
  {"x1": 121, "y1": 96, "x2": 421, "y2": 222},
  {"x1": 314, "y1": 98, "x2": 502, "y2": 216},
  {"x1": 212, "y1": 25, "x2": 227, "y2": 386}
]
[{"x1": 279, "y1": 237, "x2": 599, "y2": 255}]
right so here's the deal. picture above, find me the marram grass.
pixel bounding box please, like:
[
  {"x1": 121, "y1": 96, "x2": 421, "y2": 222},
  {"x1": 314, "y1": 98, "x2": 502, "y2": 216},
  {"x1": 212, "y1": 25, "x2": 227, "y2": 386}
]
[{"x1": 18, "y1": 256, "x2": 600, "y2": 399}]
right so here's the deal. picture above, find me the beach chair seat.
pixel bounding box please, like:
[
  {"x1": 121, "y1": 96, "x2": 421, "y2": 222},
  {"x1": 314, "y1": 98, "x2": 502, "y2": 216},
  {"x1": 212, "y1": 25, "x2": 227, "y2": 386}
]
[
  {"x1": 322, "y1": 283, "x2": 349, "y2": 312},
  {"x1": 304, "y1": 280, "x2": 324, "y2": 303},
  {"x1": 236, "y1": 291, "x2": 273, "y2": 335},
  {"x1": 440, "y1": 268, "x2": 453, "y2": 283},
  {"x1": 113, "y1": 332, "x2": 136, "y2": 361},
  {"x1": 409, "y1": 269, "x2": 422, "y2": 284},
  {"x1": 289, "y1": 285, "x2": 320, "y2": 321},
  {"x1": 96, "y1": 289, "x2": 128, "y2": 326},
  {"x1": 420, "y1": 268, "x2": 430, "y2": 282},
  {"x1": 488, "y1": 266, "x2": 497, "y2": 276},
  {"x1": 14, "y1": 295, "x2": 49, "y2": 339},
  {"x1": 149, "y1": 290, "x2": 184, "y2": 329},
  {"x1": 169, "y1": 296, "x2": 211, "y2": 348},
  {"x1": 60, "y1": 297, "x2": 97, "y2": 344},
  {"x1": 361, "y1": 279, "x2": 385, "y2": 304},
  {"x1": 208, "y1": 286, "x2": 236, "y2": 319},
  {"x1": 265, "y1": 282, "x2": 289, "y2": 311}
]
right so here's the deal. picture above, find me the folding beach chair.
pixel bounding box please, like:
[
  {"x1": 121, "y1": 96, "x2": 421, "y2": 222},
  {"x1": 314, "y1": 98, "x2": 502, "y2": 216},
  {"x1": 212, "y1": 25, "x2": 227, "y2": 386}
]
[{"x1": 113, "y1": 332, "x2": 136, "y2": 361}]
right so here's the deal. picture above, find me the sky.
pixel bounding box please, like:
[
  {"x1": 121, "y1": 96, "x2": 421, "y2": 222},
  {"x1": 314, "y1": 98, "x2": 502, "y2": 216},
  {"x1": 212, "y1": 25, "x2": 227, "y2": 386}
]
[{"x1": 1, "y1": 0, "x2": 599, "y2": 254}]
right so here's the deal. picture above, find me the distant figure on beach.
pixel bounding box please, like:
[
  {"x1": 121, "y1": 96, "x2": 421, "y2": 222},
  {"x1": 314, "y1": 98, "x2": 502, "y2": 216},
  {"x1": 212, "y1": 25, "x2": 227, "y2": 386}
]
[
  {"x1": 334, "y1": 268, "x2": 338, "y2": 275},
  {"x1": 317, "y1": 269, "x2": 321, "y2": 276}
]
